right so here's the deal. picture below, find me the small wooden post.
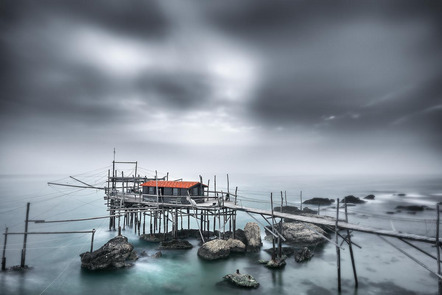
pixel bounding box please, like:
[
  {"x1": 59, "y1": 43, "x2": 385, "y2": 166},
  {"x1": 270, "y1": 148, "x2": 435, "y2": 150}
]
[
  {"x1": 345, "y1": 199, "x2": 358, "y2": 288},
  {"x1": 2, "y1": 227, "x2": 8, "y2": 271},
  {"x1": 118, "y1": 225, "x2": 121, "y2": 236},
  {"x1": 143, "y1": 213, "x2": 146, "y2": 235},
  {"x1": 227, "y1": 174, "x2": 230, "y2": 195},
  {"x1": 90, "y1": 229, "x2": 96, "y2": 252},
  {"x1": 214, "y1": 175, "x2": 217, "y2": 196},
  {"x1": 335, "y1": 198, "x2": 341, "y2": 292},
  {"x1": 300, "y1": 190, "x2": 303, "y2": 210},
  {"x1": 20, "y1": 202, "x2": 30, "y2": 268},
  {"x1": 270, "y1": 193, "x2": 276, "y2": 256},
  {"x1": 187, "y1": 208, "x2": 190, "y2": 230},
  {"x1": 278, "y1": 191, "x2": 283, "y2": 258},
  {"x1": 174, "y1": 208, "x2": 178, "y2": 239},
  {"x1": 233, "y1": 186, "x2": 238, "y2": 239}
]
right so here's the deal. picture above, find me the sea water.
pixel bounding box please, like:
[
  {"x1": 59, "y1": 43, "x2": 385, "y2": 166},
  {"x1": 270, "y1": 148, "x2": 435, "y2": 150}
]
[{"x1": 0, "y1": 172, "x2": 441, "y2": 295}]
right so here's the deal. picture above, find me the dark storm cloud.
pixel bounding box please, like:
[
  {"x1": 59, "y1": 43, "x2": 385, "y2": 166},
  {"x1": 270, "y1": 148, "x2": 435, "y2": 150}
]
[
  {"x1": 201, "y1": 1, "x2": 442, "y2": 143},
  {"x1": 0, "y1": 0, "x2": 175, "y2": 130},
  {"x1": 1, "y1": 0, "x2": 441, "y2": 175}
]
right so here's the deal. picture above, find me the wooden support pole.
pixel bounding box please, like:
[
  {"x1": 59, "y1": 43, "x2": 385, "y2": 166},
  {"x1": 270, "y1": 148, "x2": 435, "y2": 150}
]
[
  {"x1": 175, "y1": 208, "x2": 178, "y2": 239},
  {"x1": 20, "y1": 202, "x2": 30, "y2": 268},
  {"x1": 437, "y1": 203, "x2": 441, "y2": 293},
  {"x1": 270, "y1": 193, "x2": 276, "y2": 257},
  {"x1": 345, "y1": 199, "x2": 358, "y2": 288},
  {"x1": 187, "y1": 208, "x2": 190, "y2": 230},
  {"x1": 90, "y1": 229, "x2": 96, "y2": 252},
  {"x1": 300, "y1": 190, "x2": 303, "y2": 210},
  {"x1": 285, "y1": 191, "x2": 287, "y2": 207},
  {"x1": 227, "y1": 174, "x2": 230, "y2": 195},
  {"x1": 335, "y1": 198, "x2": 341, "y2": 292},
  {"x1": 279, "y1": 191, "x2": 283, "y2": 258},
  {"x1": 233, "y1": 187, "x2": 238, "y2": 239},
  {"x1": 143, "y1": 213, "x2": 146, "y2": 235},
  {"x1": 2, "y1": 227, "x2": 8, "y2": 271}
]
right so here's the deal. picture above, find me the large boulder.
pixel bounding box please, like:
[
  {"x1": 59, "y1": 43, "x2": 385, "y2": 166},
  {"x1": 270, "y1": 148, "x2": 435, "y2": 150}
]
[
  {"x1": 197, "y1": 239, "x2": 230, "y2": 260},
  {"x1": 226, "y1": 238, "x2": 246, "y2": 253},
  {"x1": 278, "y1": 223, "x2": 326, "y2": 245},
  {"x1": 244, "y1": 222, "x2": 262, "y2": 252},
  {"x1": 80, "y1": 236, "x2": 137, "y2": 270}
]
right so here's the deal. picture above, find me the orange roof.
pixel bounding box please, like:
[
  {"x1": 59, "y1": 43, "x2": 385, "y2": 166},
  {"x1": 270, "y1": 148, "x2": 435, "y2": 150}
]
[{"x1": 141, "y1": 180, "x2": 207, "y2": 189}]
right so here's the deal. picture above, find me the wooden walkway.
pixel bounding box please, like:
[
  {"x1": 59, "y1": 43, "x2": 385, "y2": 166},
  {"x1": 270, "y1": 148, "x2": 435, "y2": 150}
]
[{"x1": 223, "y1": 203, "x2": 439, "y2": 244}]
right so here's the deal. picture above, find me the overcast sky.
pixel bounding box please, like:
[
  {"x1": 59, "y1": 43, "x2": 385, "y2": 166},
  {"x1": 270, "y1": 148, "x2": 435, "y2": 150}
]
[{"x1": 1, "y1": 0, "x2": 441, "y2": 178}]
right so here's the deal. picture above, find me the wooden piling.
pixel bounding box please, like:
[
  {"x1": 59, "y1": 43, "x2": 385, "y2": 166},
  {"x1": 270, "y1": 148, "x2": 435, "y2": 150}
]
[
  {"x1": 90, "y1": 229, "x2": 96, "y2": 252},
  {"x1": 335, "y1": 198, "x2": 341, "y2": 292},
  {"x1": 270, "y1": 193, "x2": 276, "y2": 256},
  {"x1": 20, "y1": 202, "x2": 30, "y2": 268},
  {"x1": 437, "y1": 203, "x2": 441, "y2": 293},
  {"x1": 345, "y1": 199, "x2": 358, "y2": 287},
  {"x1": 2, "y1": 227, "x2": 8, "y2": 271}
]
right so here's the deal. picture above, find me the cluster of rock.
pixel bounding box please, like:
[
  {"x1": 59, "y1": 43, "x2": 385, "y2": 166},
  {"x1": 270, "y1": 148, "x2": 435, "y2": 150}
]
[
  {"x1": 342, "y1": 195, "x2": 366, "y2": 204},
  {"x1": 197, "y1": 222, "x2": 262, "y2": 260},
  {"x1": 158, "y1": 239, "x2": 193, "y2": 250},
  {"x1": 303, "y1": 198, "x2": 334, "y2": 206},
  {"x1": 223, "y1": 273, "x2": 259, "y2": 288},
  {"x1": 258, "y1": 255, "x2": 287, "y2": 269},
  {"x1": 80, "y1": 236, "x2": 138, "y2": 270},
  {"x1": 295, "y1": 247, "x2": 314, "y2": 263},
  {"x1": 301, "y1": 195, "x2": 376, "y2": 207}
]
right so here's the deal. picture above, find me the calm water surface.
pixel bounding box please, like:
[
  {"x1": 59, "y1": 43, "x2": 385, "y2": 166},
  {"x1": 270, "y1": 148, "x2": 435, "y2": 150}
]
[{"x1": 0, "y1": 172, "x2": 441, "y2": 294}]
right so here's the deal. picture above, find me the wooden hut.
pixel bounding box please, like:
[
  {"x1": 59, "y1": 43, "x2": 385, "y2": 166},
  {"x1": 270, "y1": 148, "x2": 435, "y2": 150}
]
[{"x1": 141, "y1": 180, "x2": 207, "y2": 204}]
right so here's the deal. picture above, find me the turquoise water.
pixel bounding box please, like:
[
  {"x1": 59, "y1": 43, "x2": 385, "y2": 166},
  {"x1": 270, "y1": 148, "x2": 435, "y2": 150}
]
[{"x1": 0, "y1": 172, "x2": 441, "y2": 294}]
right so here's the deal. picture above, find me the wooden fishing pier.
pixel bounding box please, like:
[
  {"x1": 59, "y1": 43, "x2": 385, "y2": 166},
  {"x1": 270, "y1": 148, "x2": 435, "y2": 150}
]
[{"x1": 2, "y1": 158, "x2": 442, "y2": 293}]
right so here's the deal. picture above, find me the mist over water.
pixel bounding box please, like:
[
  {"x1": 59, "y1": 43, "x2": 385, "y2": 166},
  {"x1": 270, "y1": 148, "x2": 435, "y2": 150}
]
[{"x1": 0, "y1": 173, "x2": 441, "y2": 294}]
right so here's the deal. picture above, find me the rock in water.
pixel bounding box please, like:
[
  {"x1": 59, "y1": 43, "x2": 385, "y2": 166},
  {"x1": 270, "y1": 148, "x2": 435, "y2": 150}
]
[
  {"x1": 244, "y1": 222, "x2": 262, "y2": 252},
  {"x1": 158, "y1": 239, "x2": 193, "y2": 250},
  {"x1": 226, "y1": 238, "x2": 246, "y2": 253},
  {"x1": 197, "y1": 239, "x2": 230, "y2": 260},
  {"x1": 295, "y1": 247, "x2": 314, "y2": 263},
  {"x1": 280, "y1": 223, "x2": 326, "y2": 245},
  {"x1": 343, "y1": 195, "x2": 366, "y2": 204},
  {"x1": 223, "y1": 273, "x2": 259, "y2": 288},
  {"x1": 303, "y1": 198, "x2": 335, "y2": 206},
  {"x1": 80, "y1": 236, "x2": 137, "y2": 270},
  {"x1": 364, "y1": 194, "x2": 375, "y2": 200}
]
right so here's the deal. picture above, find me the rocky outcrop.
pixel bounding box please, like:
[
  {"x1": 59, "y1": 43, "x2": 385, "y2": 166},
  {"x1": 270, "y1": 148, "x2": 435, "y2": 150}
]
[
  {"x1": 158, "y1": 239, "x2": 193, "y2": 250},
  {"x1": 343, "y1": 195, "x2": 366, "y2": 204},
  {"x1": 295, "y1": 247, "x2": 314, "y2": 262},
  {"x1": 80, "y1": 236, "x2": 137, "y2": 270},
  {"x1": 303, "y1": 198, "x2": 335, "y2": 206},
  {"x1": 226, "y1": 238, "x2": 246, "y2": 253},
  {"x1": 244, "y1": 222, "x2": 262, "y2": 252},
  {"x1": 364, "y1": 194, "x2": 375, "y2": 200},
  {"x1": 223, "y1": 273, "x2": 259, "y2": 288},
  {"x1": 197, "y1": 239, "x2": 230, "y2": 260},
  {"x1": 272, "y1": 223, "x2": 326, "y2": 245},
  {"x1": 259, "y1": 255, "x2": 287, "y2": 269},
  {"x1": 396, "y1": 205, "x2": 428, "y2": 211}
]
